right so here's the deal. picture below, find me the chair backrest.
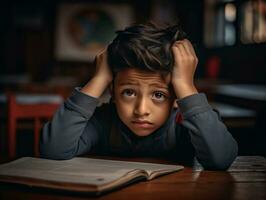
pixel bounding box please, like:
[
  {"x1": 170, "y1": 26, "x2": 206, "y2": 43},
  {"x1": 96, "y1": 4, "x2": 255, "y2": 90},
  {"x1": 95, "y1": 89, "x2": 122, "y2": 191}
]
[{"x1": 7, "y1": 93, "x2": 62, "y2": 158}]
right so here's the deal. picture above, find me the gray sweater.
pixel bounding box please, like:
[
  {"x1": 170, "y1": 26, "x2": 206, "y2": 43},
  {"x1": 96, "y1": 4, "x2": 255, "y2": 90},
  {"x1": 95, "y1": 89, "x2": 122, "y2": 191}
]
[{"x1": 40, "y1": 88, "x2": 238, "y2": 170}]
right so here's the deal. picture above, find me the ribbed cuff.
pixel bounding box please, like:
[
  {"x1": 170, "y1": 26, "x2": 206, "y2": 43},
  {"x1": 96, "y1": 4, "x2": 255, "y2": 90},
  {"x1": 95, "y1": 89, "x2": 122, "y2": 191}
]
[{"x1": 68, "y1": 87, "x2": 100, "y2": 111}]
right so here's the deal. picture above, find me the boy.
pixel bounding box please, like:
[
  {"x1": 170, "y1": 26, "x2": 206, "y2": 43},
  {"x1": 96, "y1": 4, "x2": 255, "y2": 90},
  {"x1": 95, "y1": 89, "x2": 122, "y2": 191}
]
[{"x1": 40, "y1": 23, "x2": 238, "y2": 170}]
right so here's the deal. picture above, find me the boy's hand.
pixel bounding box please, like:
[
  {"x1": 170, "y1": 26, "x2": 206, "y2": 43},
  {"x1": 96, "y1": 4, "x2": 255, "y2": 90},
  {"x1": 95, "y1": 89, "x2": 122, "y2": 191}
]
[
  {"x1": 171, "y1": 39, "x2": 198, "y2": 99},
  {"x1": 94, "y1": 49, "x2": 113, "y2": 84},
  {"x1": 81, "y1": 49, "x2": 113, "y2": 98}
]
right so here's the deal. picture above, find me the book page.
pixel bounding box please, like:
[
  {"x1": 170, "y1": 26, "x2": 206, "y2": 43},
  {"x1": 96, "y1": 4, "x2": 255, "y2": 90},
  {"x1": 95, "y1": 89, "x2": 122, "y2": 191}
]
[{"x1": 0, "y1": 157, "x2": 183, "y2": 186}]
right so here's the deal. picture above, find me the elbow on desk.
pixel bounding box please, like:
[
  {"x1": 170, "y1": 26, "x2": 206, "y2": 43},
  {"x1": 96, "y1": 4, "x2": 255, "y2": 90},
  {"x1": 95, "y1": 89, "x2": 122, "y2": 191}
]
[
  {"x1": 39, "y1": 142, "x2": 76, "y2": 160},
  {"x1": 39, "y1": 147, "x2": 75, "y2": 160},
  {"x1": 40, "y1": 123, "x2": 77, "y2": 160},
  {"x1": 202, "y1": 142, "x2": 238, "y2": 170},
  {"x1": 204, "y1": 157, "x2": 235, "y2": 170}
]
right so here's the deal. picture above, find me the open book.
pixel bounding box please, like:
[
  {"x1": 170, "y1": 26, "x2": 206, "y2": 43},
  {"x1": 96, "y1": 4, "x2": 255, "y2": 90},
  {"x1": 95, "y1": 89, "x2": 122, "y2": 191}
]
[{"x1": 0, "y1": 157, "x2": 183, "y2": 194}]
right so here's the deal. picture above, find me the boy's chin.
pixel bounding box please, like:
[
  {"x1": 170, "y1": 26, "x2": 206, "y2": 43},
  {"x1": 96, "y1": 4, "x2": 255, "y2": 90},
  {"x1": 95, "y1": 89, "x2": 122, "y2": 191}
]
[{"x1": 130, "y1": 129, "x2": 154, "y2": 137}]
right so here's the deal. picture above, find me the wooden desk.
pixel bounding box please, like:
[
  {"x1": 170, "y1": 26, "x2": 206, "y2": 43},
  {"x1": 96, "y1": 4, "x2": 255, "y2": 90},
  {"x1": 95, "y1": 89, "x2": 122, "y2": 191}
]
[{"x1": 0, "y1": 156, "x2": 265, "y2": 200}]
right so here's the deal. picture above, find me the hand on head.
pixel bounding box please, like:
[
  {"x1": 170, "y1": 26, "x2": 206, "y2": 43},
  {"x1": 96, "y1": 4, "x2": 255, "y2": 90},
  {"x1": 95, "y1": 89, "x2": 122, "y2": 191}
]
[
  {"x1": 94, "y1": 48, "x2": 113, "y2": 85},
  {"x1": 171, "y1": 39, "x2": 198, "y2": 99},
  {"x1": 80, "y1": 48, "x2": 113, "y2": 98}
]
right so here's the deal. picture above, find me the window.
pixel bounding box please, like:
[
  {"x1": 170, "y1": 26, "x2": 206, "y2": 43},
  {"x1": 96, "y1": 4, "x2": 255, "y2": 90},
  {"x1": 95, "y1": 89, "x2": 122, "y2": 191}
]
[
  {"x1": 204, "y1": 0, "x2": 266, "y2": 47},
  {"x1": 240, "y1": 0, "x2": 266, "y2": 44}
]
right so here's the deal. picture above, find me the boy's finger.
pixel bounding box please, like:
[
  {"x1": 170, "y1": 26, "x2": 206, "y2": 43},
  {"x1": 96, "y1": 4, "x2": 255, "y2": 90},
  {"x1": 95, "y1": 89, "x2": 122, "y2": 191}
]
[
  {"x1": 184, "y1": 39, "x2": 197, "y2": 57},
  {"x1": 98, "y1": 47, "x2": 108, "y2": 56},
  {"x1": 173, "y1": 42, "x2": 187, "y2": 57},
  {"x1": 172, "y1": 45, "x2": 183, "y2": 63},
  {"x1": 179, "y1": 42, "x2": 191, "y2": 56}
]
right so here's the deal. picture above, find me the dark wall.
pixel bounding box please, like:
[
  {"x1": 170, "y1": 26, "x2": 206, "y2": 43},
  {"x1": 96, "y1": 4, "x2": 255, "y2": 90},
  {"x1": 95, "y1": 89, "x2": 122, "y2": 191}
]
[
  {"x1": 0, "y1": 1, "x2": 265, "y2": 85},
  {"x1": 204, "y1": 44, "x2": 266, "y2": 83}
]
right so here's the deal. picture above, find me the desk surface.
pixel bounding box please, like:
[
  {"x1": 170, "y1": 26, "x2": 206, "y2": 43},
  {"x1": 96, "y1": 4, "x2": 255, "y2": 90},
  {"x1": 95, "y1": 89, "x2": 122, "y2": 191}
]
[{"x1": 0, "y1": 156, "x2": 265, "y2": 200}]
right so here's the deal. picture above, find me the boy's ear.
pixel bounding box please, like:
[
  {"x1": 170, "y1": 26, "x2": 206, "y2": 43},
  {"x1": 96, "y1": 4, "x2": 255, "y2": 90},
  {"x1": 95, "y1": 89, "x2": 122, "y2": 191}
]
[{"x1": 173, "y1": 100, "x2": 178, "y2": 109}]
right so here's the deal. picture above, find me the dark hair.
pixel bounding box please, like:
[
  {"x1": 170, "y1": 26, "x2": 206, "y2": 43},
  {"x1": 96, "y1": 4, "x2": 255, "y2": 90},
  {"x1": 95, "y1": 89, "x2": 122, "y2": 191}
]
[{"x1": 107, "y1": 22, "x2": 186, "y2": 74}]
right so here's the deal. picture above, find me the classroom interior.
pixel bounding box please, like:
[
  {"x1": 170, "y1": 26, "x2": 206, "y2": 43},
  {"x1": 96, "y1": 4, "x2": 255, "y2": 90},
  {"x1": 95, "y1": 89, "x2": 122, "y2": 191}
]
[{"x1": 0, "y1": 0, "x2": 265, "y2": 161}]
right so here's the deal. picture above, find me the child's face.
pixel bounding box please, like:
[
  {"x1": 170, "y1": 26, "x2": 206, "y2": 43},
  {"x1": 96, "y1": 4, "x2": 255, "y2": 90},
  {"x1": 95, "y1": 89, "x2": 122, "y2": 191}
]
[{"x1": 113, "y1": 68, "x2": 175, "y2": 137}]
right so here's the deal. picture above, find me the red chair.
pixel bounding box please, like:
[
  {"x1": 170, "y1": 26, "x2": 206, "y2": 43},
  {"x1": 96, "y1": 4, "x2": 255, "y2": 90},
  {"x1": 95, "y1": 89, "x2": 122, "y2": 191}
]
[{"x1": 7, "y1": 93, "x2": 62, "y2": 159}]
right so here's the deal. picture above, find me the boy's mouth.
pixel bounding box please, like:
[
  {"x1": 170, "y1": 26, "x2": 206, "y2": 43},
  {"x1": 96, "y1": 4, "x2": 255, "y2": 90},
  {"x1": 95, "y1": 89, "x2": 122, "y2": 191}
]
[{"x1": 131, "y1": 120, "x2": 153, "y2": 129}]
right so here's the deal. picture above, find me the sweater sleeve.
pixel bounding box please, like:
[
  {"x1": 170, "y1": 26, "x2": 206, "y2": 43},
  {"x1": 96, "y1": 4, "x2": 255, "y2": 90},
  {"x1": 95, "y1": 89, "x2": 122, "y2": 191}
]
[
  {"x1": 177, "y1": 93, "x2": 238, "y2": 170},
  {"x1": 40, "y1": 88, "x2": 102, "y2": 160}
]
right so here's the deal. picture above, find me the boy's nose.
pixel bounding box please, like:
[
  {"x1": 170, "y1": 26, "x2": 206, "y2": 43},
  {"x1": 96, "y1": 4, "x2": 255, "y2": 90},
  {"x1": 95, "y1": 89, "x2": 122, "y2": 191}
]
[{"x1": 133, "y1": 97, "x2": 150, "y2": 116}]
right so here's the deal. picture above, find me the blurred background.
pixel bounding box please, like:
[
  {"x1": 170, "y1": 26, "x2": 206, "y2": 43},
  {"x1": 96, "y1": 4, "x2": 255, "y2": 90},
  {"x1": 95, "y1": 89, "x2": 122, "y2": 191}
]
[{"x1": 0, "y1": 0, "x2": 265, "y2": 160}]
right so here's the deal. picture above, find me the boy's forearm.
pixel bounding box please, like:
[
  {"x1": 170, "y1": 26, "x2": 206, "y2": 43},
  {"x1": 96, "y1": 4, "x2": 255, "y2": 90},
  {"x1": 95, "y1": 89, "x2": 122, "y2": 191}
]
[
  {"x1": 81, "y1": 76, "x2": 110, "y2": 98},
  {"x1": 173, "y1": 82, "x2": 198, "y2": 99},
  {"x1": 40, "y1": 88, "x2": 100, "y2": 160},
  {"x1": 177, "y1": 93, "x2": 238, "y2": 170}
]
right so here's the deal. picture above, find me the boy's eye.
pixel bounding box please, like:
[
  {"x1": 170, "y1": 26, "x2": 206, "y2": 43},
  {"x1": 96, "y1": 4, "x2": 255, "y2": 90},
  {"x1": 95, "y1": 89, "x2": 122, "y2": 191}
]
[
  {"x1": 122, "y1": 89, "x2": 136, "y2": 97},
  {"x1": 152, "y1": 91, "x2": 167, "y2": 102}
]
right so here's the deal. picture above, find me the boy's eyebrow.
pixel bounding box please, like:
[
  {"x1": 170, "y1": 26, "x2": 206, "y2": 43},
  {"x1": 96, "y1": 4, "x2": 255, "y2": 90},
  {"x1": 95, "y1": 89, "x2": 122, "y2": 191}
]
[{"x1": 148, "y1": 83, "x2": 169, "y2": 90}]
